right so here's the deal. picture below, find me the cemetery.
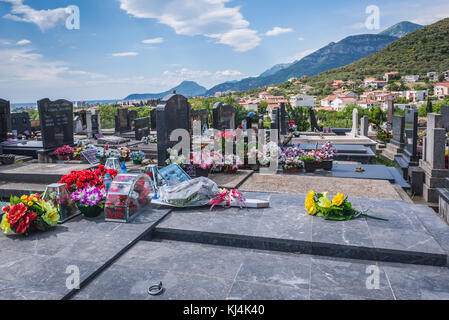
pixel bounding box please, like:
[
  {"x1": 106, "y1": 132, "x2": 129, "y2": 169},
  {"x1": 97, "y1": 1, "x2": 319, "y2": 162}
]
[{"x1": 0, "y1": 92, "x2": 449, "y2": 300}]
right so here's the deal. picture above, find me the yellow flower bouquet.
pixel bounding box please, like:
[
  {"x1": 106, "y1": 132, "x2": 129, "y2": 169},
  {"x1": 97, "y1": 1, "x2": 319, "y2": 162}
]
[{"x1": 305, "y1": 190, "x2": 387, "y2": 221}]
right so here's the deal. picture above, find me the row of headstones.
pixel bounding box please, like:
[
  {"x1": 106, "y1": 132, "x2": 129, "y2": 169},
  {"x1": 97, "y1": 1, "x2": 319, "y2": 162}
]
[
  {"x1": 74, "y1": 109, "x2": 101, "y2": 139},
  {"x1": 156, "y1": 93, "x2": 288, "y2": 166},
  {"x1": 387, "y1": 105, "x2": 449, "y2": 203},
  {"x1": 0, "y1": 99, "x2": 34, "y2": 138},
  {"x1": 0, "y1": 98, "x2": 75, "y2": 151}
]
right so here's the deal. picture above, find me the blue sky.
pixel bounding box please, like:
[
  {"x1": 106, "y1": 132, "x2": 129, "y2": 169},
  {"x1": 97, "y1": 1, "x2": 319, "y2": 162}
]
[{"x1": 0, "y1": 0, "x2": 448, "y2": 102}]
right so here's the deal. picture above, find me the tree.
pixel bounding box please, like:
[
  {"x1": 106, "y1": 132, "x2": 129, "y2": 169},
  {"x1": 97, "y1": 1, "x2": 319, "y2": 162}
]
[
  {"x1": 369, "y1": 106, "x2": 384, "y2": 126},
  {"x1": 286, "y1": 105, "x2": 310, "y2": 131},
  {"x1": 258, "y1": 101, "x2": 268, "y2": 115}
]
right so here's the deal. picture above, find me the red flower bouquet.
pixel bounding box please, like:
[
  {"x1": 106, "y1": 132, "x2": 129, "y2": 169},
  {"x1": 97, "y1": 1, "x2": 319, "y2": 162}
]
[{"x1": 59, "y1": 165, "x2": 118, "y2": 193}]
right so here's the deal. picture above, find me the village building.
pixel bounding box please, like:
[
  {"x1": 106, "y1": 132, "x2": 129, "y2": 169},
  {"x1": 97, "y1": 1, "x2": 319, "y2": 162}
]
[{"x1": 434, "y1": 82, "x2": 449, "y2": 99}]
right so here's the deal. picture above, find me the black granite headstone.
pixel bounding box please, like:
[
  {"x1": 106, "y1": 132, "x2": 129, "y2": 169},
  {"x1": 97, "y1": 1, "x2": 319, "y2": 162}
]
[
  {"x1": 404, "y1": 109, "x2": 419, "y2": 163},
  {"x1": 309, "y1": 107, "x2": 320, "y2": 132},
  {"x1": 115, "y1": 108, "x2": 131, "y2": 133},
  {"x1": 280, "y1": 103, "x2": 287, "y2": 135},
  {"x1": 11, "y1": 112, "x2": 31, "y2": 136},
  {"x1": 134, "y1": 117, "x2": 150, "y2": 140},
  {"x1": 157, "y1": 94, "x2": 191, "y2": 167},
  {"x1": 129, "y1": 110, "x2": 138, "y2": 128},
  {"x1": 212, "y1": 102, "x2": 236, "y2": 131},
  {"x1": 391, "y1": 115, "x2": 405, "y2": 148},
  {"x1": 37, "y1": 98, "x2": 74, "y2": 150},
  {"x1": 150, "y1": 108, "x2": 157, "y2": 130},
  {"x1": 0, "y1": 99, "x2": 11, "y2": 142}
]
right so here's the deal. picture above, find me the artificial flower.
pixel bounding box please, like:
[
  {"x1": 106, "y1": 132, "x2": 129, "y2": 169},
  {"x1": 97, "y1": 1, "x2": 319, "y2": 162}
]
[
  {"x1": 332, "y1": 193, "x2": 345, "y2": 207},
  {"x1": 0, "y1": 213, "x2": 10, "y2": 234},
  {"x1": 305, "y1": 197, "x2": 317, "y2": 215},
  {"x1": 317, "y1": 192, "x2": 332, "y2": 209}
]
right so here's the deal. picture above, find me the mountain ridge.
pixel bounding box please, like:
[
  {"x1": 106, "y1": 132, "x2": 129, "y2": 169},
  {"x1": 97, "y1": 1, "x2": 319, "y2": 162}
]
[
  {"x1": 124, "y1": 81, "x2": 207, "y2": 100},
  {"x1": 205, "y1": 34, "x2": 398, "y2": 95},
  {"x1": 305, "y1": 17, "x2": 449, "y2": 83},
  {"x1": 379, "y1": 21, "x2": 423, "y2": 38}
]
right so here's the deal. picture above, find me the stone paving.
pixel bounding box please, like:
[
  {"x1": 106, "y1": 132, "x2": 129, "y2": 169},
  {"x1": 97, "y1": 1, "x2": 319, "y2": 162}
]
[
  {"x1": 0, "y1": 206, "x2": 171, "y2": 300},
  {"x1": 1, "y1": 190, "x2": 449, "y2": 300},
  {"x1": 73, "y1": 240, "x2": 449, "y2": 300},
  {"x1": 154, "y1": 192, "x2": 448, "y2": 266}
]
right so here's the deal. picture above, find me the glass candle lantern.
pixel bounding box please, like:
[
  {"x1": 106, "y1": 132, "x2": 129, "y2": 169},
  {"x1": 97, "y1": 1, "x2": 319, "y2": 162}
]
[
  {"x1": 105, "y1": 157, "x2": 121, "y2": 171},
  {"x1": 104, "y1": 173, "x2": 154, "y2": 223},
  {"x1": 43, "y1": 183, "x2": 80, "y2": 223}
]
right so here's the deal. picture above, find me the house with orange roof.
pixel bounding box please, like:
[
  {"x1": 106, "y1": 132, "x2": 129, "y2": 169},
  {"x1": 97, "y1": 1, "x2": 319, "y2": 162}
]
[
  {"x1": 331, "y1": 97, "x2": 357, "y2": 111},
  {"x1": 320, "y1": 95, "x2": 337, "y2": 108},
  {"x1": 357, "y1": 99, "x2": 380, "y2": 109},
  {"x1": 383, "y1": 71, "x2": 399, "y2": 82},
  {"x1": 434, "y1": 82, "x2": 449, "y2": 99},
  {"x1": 331, "y1": 80, "x2": 344, "y2": 89}
]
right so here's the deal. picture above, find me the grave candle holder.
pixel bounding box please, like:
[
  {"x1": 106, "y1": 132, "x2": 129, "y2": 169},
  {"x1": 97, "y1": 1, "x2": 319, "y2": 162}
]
[
  {"x1": 105, "y1": 157, "x2": 121, "y2": 171},
  {"x1": 104, "y1": 173, "x2": 154, "y2": 223},
  {"x1": 43, "y1": 183, "x2": 80, "y2": 223}
]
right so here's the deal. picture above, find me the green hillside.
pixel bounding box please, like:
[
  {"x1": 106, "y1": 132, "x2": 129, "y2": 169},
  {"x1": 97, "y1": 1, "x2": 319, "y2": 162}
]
[{"x1": 305, "y1": 18, "x2": 449, "y2": 84}]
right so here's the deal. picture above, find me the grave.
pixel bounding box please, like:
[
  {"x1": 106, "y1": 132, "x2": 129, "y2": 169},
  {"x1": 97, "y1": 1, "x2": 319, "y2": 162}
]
[
  {"x1": 382, "y1": 115, "x2": 405, "y2": 161},
  {"x1": 360, "y1": 116, "x2": 369, "y2": 137},
  {"x1": 10, "y1": 112, "x2": 31, "y2": 136},
  {"x1": 38, "y1": 98, "x2": 74, "y2": 151},
  {"x1": 419, "y1": 113, "x2": 449, "y2": 203},
  {"x1": 309, "y1": 107, "x2": 320, "y2": 132},
  {"x1": 351, "y1": 108, "x2": 358, "y2": 137},
  {"x1": 212, "y1": 102, "x2": 236, "y2": 131},
  {"x1": 437, "y1": 181, "x2": 449, "y2": 223},
  {"x1": 191, "y1": 109, "x2": 209, "y2": 135},
  {"x1": 258, "y1": 115, "x2": 264, "y2": 130},
  {"x1": 74, "y1": 109, "x2": 101, "y2": 138},
  {"x1": 395, "y1": 108, "x2": 420, "y2": 180},
  {"x1": 0, "y1": 99, "x2": 10, "y2": 143},
  {"x1": 299, "y1": 144, "x2": 376, "y2": 164},
  {"x1": 115, "y1": 108, "x2": 131, "y2": 134},
  {"x1": 134, "y1": 117, "x2": 150, "y2": 141},
  {"x1": 157, "y1": 93, "x2": 191, "y2": 167},
  {"x1": 150, "y1": 108, "x2": 157, "y2": 130},
  {"x1": 280, "y1": 103, "x2": 287, "y2": 135}
]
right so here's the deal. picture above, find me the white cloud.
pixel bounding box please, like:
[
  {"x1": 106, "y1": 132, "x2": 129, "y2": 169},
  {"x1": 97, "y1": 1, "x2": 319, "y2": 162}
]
[
  {"x1": 112, "y1": 52, "x2": 139, "y2": 57},
  {"x1": 265, "y1": 27, "x2": 293, "y2": 37},
  {"x1": 16, "y1": 39, "x2": 30, "y2": 45},
  {"x1": 0, "y1": 0, "x2": 70, "y2": 31},
  {"x1": 142, "y1": 37, "x2": 164, "y2": 44},
  {"x1": 119, "y1": 0, "x2": 261, "y2": 51},
  {"x1": 298, "y1": 37, "x2": 304, "y2": 41}
]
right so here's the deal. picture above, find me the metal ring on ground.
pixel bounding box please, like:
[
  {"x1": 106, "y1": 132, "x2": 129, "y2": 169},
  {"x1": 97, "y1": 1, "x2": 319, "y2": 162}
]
[{"x1": 148, "y1": 282, "x2": 164, "y2": 296}]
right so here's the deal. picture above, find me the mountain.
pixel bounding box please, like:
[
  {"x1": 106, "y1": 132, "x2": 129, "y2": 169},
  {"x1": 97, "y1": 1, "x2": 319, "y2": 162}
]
[
  {"x1": 205, "y1": 34, "x2": 398, "y2": 95},
  {"x1": 306, "y1": 18, "x2": 449, "y2": 84},
  {"x1": 259, "y1": 62, "x2": 293, "y2": 77},
  {"x1": 379, "y1": 21, "x2": 423, "y2": 38},
  {"x1": 124, "y1": 81, "x2": 207, "y2": 100}
]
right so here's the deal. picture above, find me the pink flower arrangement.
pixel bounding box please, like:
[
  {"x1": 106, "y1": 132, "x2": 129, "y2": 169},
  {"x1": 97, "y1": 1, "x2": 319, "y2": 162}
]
[
  {"x1": 71, "y1": 186, "x2": 107, "y2": 207},
  {"x1": 54, "y1": 145, "x2": 74, "y2": 156}
]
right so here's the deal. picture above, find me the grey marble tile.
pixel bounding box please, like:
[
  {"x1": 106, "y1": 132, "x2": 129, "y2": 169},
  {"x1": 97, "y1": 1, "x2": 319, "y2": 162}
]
[
  {"x1": 310, "y1": 290, "x2": 377, "y2": 300},
  {"x1": 256, "y1": 209, "x2": 311, "y2": 241},
  {"x1": 227, "y1": 281, "x2": 309, "y2": 300},
  {"x1": 368, "y1": 226, "x2": 445, "y2": 254},
  {"x1": 269, "y1": 193, "x2": 306, "y2": 207},
  {"x1": 12, "y1": 257, "x2": 99, "y2": 297},
  {"x1": 236, "y1": 251, "x2": 311, "y2": 289},
  {"x1": 310, "y1": 256, "x2": 394, "y2": 300},
  {"x1": 381, "y1": 262, "x2": 449, "y2": 300},
  {"x1": 311, "y1": 217, "x2": 373, "y2": 247}
]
